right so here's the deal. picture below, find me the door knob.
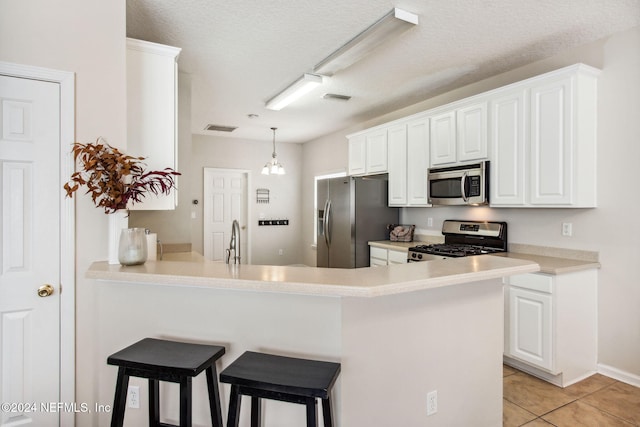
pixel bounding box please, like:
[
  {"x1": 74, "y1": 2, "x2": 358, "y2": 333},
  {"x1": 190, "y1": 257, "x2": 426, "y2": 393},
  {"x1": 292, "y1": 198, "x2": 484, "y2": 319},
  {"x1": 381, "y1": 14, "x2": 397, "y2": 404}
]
[{"x1": 37, "y1": 284, "x2": 54, "y2": 297}]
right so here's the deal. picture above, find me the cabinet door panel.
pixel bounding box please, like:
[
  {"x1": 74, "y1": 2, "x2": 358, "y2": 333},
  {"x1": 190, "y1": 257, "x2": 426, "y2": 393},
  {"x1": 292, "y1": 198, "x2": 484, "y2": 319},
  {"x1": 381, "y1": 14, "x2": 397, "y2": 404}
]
[
  {"x1": 430, "y1": 111, "x2": 456, "y2": 166},
  {"x1": 509, "y1": 287, "x2": 553, "y2": 371},
  {"x1": 366, "y1": 129, "x2": 388, "y2": 173},
  {"x1": 457, "y1": 102, "x2": 488, "y2": 162},
  {"x1": 348, "y1": 134, "x2": 366, "y2": 175},
  {"x1": 388, "y1": 249, "x2": 408, "y2": 264},
  {"x1": 406, "y1": 117, "x2": 430, "y2": 205},
  {"x1": 387, "y1": 124, "x2": 407, "y2": 206},
  {"x1": 490, "y1": 91, "x2": 527, "y2": 206},
  {"x1": 530, "y1": 77, "x2": 573, "y2": 205}
]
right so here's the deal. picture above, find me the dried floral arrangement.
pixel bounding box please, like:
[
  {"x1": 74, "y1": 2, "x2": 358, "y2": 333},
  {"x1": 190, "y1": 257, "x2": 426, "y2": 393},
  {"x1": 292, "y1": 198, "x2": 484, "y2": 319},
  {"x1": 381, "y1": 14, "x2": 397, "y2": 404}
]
[{"x1": 64, "y1": 138, "x2": 181, "y2": 213}]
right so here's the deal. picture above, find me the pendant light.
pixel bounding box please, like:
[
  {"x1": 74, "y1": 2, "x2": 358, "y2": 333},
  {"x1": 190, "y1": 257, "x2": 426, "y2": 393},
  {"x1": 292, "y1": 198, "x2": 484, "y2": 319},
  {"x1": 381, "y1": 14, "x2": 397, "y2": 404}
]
[{"x1": 261, "y1": 127, "x2": 285, "y2": 175}]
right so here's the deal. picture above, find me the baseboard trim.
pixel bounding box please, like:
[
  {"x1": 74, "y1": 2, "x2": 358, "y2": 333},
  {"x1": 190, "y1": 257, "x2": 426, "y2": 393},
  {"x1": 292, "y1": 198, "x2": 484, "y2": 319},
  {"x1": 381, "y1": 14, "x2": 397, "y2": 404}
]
[{"x1": 598, "y1": 363, "x2": 640, "y2": 388}]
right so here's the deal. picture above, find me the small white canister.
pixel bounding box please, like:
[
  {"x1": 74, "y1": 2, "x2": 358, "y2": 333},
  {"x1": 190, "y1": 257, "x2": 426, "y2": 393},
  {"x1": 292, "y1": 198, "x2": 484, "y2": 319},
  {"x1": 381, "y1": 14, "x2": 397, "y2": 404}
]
[{"x1": 145, "y1": 230, "x2": 158, "y2": 261}]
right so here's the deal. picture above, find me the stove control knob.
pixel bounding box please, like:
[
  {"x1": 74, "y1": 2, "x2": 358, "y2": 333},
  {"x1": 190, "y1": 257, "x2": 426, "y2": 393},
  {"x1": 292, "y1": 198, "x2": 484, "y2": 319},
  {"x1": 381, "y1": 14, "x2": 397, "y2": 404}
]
[{"x1": 418, "y1": 254, "x2": 423, "y2": 260}]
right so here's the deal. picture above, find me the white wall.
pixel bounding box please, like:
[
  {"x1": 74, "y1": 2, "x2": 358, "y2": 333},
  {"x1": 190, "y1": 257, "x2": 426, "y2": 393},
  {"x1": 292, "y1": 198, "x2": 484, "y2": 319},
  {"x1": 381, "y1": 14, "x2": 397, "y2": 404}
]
[
  {"x1": 0, "y1": 0, "x2": 126, "y2": 425},
  {"x1": 301, "y1": 26, "x2": 640, "y2": 380},
  {"x1": 191, "y1": 134, "x2": 303, "y2": 265}
]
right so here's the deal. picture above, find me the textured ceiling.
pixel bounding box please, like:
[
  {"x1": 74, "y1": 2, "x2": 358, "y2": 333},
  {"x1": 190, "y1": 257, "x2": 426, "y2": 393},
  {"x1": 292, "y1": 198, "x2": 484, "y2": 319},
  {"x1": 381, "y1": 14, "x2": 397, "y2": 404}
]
[{"x1": 127, "y1": 0, "x2": 640, "y2": 144}]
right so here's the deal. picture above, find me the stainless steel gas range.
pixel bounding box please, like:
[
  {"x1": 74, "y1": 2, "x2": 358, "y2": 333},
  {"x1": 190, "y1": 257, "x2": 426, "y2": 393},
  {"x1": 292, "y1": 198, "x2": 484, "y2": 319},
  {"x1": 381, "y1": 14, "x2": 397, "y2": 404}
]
[{"x1": 407, "y1": 220, "x2": 508, "y2": 262}]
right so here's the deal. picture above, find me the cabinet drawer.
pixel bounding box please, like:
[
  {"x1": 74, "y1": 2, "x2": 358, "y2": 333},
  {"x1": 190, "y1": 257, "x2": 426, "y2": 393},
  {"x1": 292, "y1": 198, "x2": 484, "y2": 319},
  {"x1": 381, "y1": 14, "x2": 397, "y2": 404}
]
[
  {"x1": 508, "y1": 273, "x2": 553, "y2": 293},
  {"x1": 370, "y1": 257, "x2": 387, "y2": 267},
  {"x1": 388, "y1": 250, "x2": 408, "y2": 264},
  {"x1": 370, "y1": 246, "x2": 387, "y2": 260}
]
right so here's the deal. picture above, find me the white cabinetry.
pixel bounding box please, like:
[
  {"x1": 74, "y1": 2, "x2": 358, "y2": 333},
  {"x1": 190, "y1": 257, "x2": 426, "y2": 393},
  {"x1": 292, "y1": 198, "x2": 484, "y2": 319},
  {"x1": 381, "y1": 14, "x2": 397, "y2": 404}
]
[
  {"x1": 348, "y1": 133, "x2": 366, "y2": 175},
  {"x1": 507, "y1": 274, "x2": 553, "y2": 370},
  {"x1": 369, "y1": 246, "x2": 407, "y2": 266},
  {"x1": 504, "y1": 269, "x2": 597, "y2": 387},
  {"x1": 430, "y1": 101, "x2": 488, "y2": 167},
  {"x1": 457, "y1": 102, "x2": 488, "y2": 162},
  {"x1": 348, "y1": 129, "x2": 388, "y2": 176},
  {"x1": 429, "y1": 110, "x2": 456, "y2": 165},
  {"x1": 126, "y1": 38, "x2": 181, "y2": 210},
  {"x1": 490, "y1": 89, "x2": 527, "y2": 205},
  {"x1": 369, "y1": 246, "x2": 388, "y2": 267},
  {"x1": 348, "y1": 63, "x2": 599, "y2": 209},
  {"x1": 388, "y1": 116, "x2": 430, "y2": 207},
  {"x1": 490, "y1": 64, "x2": 599, "y2": 207},
  {"x1": 387, "y1": 124, "x2": 408, "y2": 205}
]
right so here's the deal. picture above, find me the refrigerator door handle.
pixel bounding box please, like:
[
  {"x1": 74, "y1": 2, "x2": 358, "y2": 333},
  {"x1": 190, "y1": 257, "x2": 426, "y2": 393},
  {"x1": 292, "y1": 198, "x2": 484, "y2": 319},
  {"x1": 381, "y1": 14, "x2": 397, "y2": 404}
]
[{"x1": 324, "y1": 199, "x2": 332, "y2": 247}]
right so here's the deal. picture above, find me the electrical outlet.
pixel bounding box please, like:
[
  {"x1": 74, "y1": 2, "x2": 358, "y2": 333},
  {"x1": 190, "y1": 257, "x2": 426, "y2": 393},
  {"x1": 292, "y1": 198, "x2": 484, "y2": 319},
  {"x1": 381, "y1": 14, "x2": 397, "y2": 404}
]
[
  {"x1": 427, "y1": 217, "x2": 434, "y2": 227},
  {"x1": 562, "y1": 222, "x2": 573, "y2": 237},
  {"x1": 278, "y1": 249, "x2": 284, "y2": 256},
  {"x1": 127, "y1": 385, "x2": 140, "y2": 409},
  {"x1": 427, "y1": 390, "x2": 437, "y2": 415}
]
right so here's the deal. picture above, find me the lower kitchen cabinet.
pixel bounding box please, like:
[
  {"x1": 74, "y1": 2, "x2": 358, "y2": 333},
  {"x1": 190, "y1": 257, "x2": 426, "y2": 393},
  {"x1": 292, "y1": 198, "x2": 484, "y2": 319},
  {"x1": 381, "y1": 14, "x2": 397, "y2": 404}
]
[
  {"x1": 504, "y1": 269, "x2": 598, "y2": 387},
  {"x1": 369, "y1": 246, "x2": 407, "y2": 266}
]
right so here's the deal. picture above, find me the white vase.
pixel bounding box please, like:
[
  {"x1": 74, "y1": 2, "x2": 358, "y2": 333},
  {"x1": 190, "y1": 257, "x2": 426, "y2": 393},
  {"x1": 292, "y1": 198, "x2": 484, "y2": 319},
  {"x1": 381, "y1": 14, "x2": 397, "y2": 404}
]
[{"x1": 108, "y1": 210, "x2": 129, "y2": 264}]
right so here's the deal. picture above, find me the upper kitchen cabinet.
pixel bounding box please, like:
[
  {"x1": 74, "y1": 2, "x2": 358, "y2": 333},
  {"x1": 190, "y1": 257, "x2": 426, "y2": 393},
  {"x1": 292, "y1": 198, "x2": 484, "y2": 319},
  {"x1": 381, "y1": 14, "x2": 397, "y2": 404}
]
[
  {"x1": 126, "y1": 38, "x2": 181, "y2": 210},
  {"x1": 490, "y1": 89, "x2": 528, "y2": 206},
  {"x1": 348, "y1": 128, "x2": 388, "y2": 176},
  {"x1": 387, "y1": 116, "x2": 430, "y2": 207},
  {"x1": 490, "y1": 64, "x2": 600, "y2": 208},
  {"x1": 429, "y1": 100, "x2": 488, "y2": 167}
]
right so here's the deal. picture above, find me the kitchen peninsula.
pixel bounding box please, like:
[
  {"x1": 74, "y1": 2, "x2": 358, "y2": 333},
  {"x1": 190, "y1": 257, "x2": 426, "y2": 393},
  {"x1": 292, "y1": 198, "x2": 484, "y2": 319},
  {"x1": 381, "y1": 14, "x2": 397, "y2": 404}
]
[{"x1": 89, "y1": 256, "x2": 538, "y2": 426}]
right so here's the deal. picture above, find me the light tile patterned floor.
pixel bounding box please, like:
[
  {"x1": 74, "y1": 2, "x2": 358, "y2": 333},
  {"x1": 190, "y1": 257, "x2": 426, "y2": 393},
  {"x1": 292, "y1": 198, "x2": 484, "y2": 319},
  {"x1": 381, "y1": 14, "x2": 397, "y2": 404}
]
[{"x1": 503, "y1": 365, "x2": 640, "y2": 426}]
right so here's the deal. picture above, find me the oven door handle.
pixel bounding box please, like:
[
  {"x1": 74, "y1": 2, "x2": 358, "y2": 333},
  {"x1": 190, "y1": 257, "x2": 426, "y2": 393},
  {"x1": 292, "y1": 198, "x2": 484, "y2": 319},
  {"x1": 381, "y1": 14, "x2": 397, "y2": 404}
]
[{"x1": 460, "y1": 172, "x2": 469, "y2": 203}]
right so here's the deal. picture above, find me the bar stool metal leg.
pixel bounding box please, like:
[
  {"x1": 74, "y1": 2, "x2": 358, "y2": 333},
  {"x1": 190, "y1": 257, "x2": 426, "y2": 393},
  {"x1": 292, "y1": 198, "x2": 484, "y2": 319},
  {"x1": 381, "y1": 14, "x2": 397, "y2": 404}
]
[
  {"x1": 111, "y1": 368, "x2": 130, "y2": 427},
  {"x1": 227, "y1": 384, "x2": 242, "y2": 427},
  {"x1": 321, "y1": 397, "x2": 334, "y2": 427},
  {"x1": 250, "y1": 396, "x2": 261, "y2": 427},
  {"x1": 179, "y1": 377, "x2": 192, "y2": 426},
  {"x1": 305, "y1": 397, "x2": 318, "y2": 427},
  {"x1": 205, "y1": 365, "x2": 223, "y2": 427},
  {"x1": 149, "y1": 378, "x2": 160, "y2": 427}
]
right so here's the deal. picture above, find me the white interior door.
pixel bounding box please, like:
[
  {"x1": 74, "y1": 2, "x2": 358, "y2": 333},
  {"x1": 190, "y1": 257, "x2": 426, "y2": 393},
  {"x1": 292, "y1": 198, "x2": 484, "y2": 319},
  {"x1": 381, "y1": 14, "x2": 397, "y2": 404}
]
[
  {"x1": 203, "y1": 169, "x2": 248, "y2": 262},
  {"x1": 0, "y1": 75, "x2": 61, "y2": 426}
]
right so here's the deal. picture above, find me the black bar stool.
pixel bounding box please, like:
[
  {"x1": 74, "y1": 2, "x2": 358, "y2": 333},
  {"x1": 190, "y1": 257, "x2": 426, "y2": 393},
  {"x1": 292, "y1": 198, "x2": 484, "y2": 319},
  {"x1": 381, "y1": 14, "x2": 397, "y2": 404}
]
[
  {"x1": 220, "y1": 351, "x2": 341, "y2": 427},
  {"x1": 107, "y1": 338, "x2": 225, "y2": 427}
]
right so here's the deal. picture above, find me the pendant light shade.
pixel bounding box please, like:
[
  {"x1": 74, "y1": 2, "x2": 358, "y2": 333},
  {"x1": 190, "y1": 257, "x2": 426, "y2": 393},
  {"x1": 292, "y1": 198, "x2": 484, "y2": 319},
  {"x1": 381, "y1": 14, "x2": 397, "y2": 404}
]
[{"x1": 262, "y1": 127, "x2": 285, "y2": 175}]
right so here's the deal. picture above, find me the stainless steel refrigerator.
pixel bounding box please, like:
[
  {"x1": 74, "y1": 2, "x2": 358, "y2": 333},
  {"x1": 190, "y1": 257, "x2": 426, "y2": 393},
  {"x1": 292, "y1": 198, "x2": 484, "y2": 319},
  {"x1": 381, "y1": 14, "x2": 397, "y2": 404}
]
[{"x1": 317, "y1": 176, "x2": 399, "y2": 268}]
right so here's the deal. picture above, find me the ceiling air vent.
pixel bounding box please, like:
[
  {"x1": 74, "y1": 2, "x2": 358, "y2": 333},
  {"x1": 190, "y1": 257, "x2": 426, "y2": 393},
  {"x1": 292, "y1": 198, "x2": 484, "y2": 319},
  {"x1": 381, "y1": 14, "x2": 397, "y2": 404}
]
[
  {"x1": 323, "y1": 93, "x2": 351, "y2": 101},
  {"x1": 205, "y1": 124, "x2": 237, "y2": 132}
]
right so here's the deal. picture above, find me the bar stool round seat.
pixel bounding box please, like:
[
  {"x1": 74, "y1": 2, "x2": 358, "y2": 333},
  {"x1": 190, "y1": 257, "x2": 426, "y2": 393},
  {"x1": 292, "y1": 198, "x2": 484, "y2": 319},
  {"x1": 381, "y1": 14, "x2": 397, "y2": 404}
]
[
  {"x1": 220, "y1": 351, "x2": 341, "y2": 427},
  {"x1": 107, "y1": 338, "x2": 225, "y2": 427}
]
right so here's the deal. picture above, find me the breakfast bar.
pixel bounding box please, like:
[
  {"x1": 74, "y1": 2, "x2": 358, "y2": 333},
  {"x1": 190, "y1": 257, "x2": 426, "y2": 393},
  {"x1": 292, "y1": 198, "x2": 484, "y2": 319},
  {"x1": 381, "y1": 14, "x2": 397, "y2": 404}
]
[{"x1": 89, "y1": 256, "x2": 538, "y2": 426}]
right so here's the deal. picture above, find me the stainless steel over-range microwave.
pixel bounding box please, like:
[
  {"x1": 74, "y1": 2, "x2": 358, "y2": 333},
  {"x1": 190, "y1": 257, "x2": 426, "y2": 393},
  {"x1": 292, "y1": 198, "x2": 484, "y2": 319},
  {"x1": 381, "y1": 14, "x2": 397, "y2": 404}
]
[{"x1": 427, "y1": 161, "x2": 489, "y2": 206}]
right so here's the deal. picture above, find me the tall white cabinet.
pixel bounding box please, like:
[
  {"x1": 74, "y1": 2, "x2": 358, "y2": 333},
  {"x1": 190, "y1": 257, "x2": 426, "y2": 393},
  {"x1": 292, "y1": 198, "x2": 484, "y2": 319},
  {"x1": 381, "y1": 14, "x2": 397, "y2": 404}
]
[{"x1": 126, "y1": 38, "x2": 181, "y2": 210}]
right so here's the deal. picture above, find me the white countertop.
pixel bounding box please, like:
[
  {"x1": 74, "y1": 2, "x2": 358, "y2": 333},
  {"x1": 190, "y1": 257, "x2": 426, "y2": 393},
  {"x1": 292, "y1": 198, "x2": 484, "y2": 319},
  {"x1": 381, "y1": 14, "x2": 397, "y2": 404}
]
[
  {"x1": 368, "y1": 240, "x2": 601, "y2": 275},
  {"x1": 87, "y1": 255, "x2": 539, "y2": 298}
]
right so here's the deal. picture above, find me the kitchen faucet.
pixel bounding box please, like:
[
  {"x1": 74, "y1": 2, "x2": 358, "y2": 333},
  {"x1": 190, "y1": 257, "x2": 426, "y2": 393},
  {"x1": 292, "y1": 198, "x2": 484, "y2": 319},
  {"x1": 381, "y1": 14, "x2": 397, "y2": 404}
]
[{"x1": 225, "y1": 220, "x2": 241, "y2": 264}]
